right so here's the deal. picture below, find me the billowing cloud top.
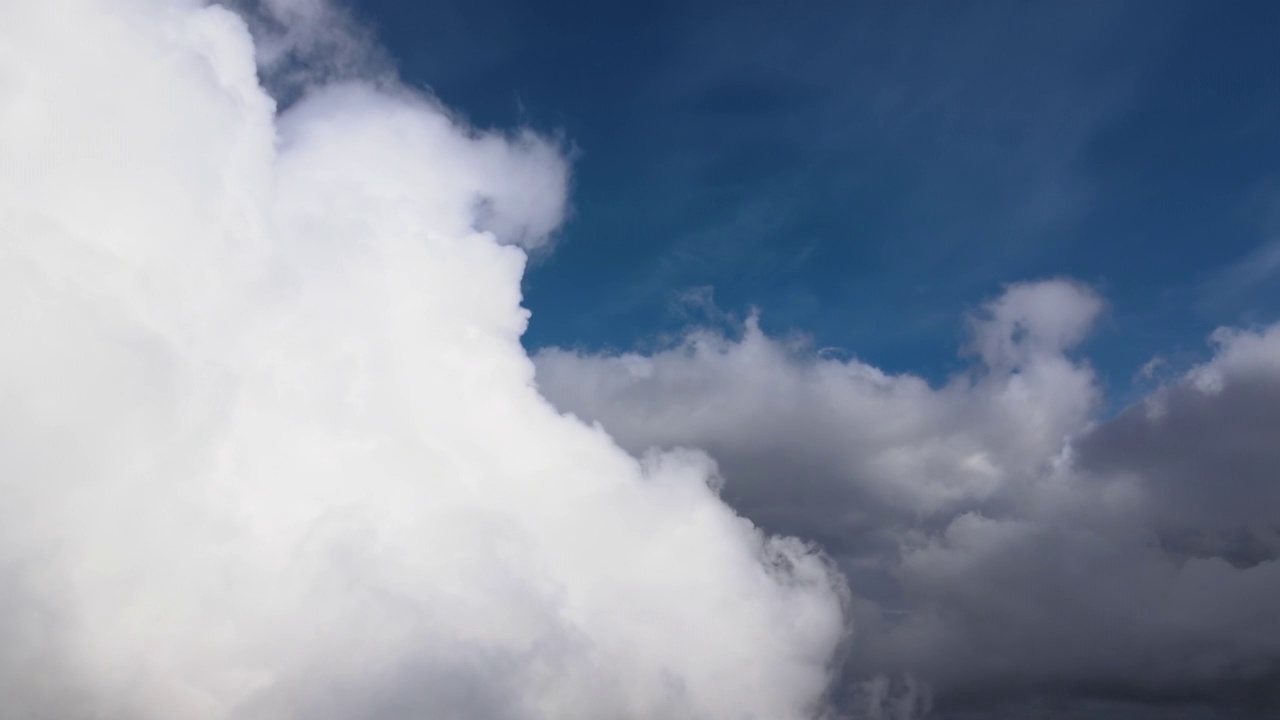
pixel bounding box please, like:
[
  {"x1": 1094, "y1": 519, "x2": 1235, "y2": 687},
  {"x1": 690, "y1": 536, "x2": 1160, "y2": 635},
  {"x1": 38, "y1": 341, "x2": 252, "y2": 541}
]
[{"x1": 0, "y1": 2, "x2": 849, "y2": 718}]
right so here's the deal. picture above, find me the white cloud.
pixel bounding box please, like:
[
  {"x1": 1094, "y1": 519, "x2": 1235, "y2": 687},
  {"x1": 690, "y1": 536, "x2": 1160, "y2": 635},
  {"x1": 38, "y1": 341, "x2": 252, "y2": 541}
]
[
  {"x1": 0, "y1": 2, "x2": 848, "y2": 718},
  {"x1": 964, "y1": 278, "x2": 1103, "y2": 369}
]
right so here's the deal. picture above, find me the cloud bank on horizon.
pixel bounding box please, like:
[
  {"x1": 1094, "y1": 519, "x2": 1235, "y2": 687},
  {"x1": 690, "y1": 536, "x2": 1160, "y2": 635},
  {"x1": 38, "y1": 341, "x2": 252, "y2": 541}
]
[
  {"x1": 0, "y1": 1, "x2": 848, "y2": 718},
  {"x1": 537, "y1": 279, "x2": 1280, "y2": 717}
]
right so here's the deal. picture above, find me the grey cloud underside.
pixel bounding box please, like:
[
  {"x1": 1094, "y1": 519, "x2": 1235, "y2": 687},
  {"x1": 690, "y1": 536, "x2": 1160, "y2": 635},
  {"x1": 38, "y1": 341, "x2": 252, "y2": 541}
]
[
  {"x1": 534, "y1": 283, "x2": 1280, "y2": 718},
  {"x1": 1077, "y1": 362, "x2": 1280, "y2": 543}
]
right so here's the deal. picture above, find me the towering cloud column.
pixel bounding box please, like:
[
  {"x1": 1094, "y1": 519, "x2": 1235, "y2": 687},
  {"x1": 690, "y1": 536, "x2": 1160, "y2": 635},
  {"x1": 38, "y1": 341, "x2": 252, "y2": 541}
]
[{"x1": 0, "y1": 2, "x2": 849, "y2": 718}]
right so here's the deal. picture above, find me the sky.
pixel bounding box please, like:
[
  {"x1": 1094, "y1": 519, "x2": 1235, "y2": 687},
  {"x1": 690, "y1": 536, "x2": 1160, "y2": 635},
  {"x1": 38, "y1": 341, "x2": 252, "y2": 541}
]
[
  {"x1": 352, "y1": 0, "x2": 1280, "y2": 390},
  {"x1": 1, "y1": 2, "x2": 1278, "y2": 720}
]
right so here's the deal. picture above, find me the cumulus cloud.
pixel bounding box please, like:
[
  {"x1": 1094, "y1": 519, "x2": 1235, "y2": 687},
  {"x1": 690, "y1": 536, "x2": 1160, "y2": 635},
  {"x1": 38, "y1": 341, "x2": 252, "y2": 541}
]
[
  {"x1": 536, "y1": 281, "x2": 1280, "y2": 718},
  {"x1": 538, "y1": 280, "x2": 1101, "y2": 539},
  {"x1": 0, "y1": 2, "x2": 849, "y2": 718},
  {"x1": 1076, "y1": 325, "x2": 1280, "y2": 561},
  {"x1": 225, "y1": 0, "x2": 394, "y2": 98}
]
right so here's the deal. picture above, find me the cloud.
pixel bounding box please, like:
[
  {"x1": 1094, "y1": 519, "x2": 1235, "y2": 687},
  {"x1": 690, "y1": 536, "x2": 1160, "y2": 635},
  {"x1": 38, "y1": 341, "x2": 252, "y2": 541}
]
[
  {"x1": 224, "y1": 0, "x2": 394, "y2": 98},
  {"x1": 1076, "y1": 324, "x2": 1280, "y2": 557},
  {"x1": 0, "y1": 1, "x2": 849, "y2": 718},
  {"x1": 536, "y1": 280, "x2": 1280, "y2": 718},
  {"x1": 537, "y1": 280, "x2": 1101, "y2": 531}
]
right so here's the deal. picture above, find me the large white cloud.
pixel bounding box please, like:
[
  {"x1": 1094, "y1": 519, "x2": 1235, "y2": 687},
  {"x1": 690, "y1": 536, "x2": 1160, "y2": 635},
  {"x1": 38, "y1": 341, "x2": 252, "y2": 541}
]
[
  {"x1": 0, "y1": 2, "x2": 849, "y2": 718},
  {"x1": 537, "y1": 281, "x2": 1280, "y2": 717}
]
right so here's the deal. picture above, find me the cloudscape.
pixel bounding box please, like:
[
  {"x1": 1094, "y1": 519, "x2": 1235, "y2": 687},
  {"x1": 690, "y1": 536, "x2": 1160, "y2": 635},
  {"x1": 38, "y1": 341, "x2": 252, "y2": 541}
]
[{"x1": 1, "y1": 1, "x2": 1277, "y2": 719}]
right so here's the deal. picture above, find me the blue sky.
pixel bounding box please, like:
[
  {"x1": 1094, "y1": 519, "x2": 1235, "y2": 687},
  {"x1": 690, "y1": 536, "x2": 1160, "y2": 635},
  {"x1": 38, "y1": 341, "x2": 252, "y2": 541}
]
[{"x1": 355, "y1": 0, "x2": 1280, "y2": 394}]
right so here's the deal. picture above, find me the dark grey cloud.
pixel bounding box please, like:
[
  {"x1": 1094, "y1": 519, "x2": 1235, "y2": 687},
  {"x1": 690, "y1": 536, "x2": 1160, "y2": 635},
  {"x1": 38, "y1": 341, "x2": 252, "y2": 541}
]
[
  {"x1": 536, "y1": 281, "x2": 1280, "y2": 719},
  {"x1": 1077, "y1": 329, "x2": 1280, "y2": 538}
]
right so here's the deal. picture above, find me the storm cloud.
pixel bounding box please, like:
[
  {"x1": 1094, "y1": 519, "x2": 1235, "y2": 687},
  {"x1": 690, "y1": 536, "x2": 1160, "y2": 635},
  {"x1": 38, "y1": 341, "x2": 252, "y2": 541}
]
[{"x1": 537, "y1": 281, "x2": 1280, "y2": 718}]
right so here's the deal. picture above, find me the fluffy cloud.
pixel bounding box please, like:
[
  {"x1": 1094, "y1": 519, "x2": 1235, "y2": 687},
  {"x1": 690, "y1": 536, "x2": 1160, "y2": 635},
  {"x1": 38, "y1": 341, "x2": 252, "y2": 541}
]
[
  {"x1": 0, "y1": 2, "x2": 848, "y2": 718},
  {"x1": 1077, "y1": 325, "x2": 1280, "y2": 538},
  {"x1": 538, "y1": 280, "x2": 1101, "y2": 546},
  {"x1": 537, "y1": 281, "x2": 1280, "y2": 718}
]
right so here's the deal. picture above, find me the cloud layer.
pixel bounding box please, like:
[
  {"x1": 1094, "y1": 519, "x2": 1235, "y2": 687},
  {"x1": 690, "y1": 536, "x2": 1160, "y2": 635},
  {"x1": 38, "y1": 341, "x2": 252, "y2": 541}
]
[
  {"x1": 6, "y1": 2, "x2": 1277, "y2": 718},
  {"x1": 537, "y1": 281, "x2": 1280, "y2": 717},
  {"x1": 0, "y1": 2, "x2": 848, "y2": 718}
]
